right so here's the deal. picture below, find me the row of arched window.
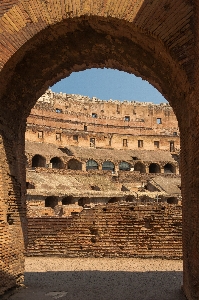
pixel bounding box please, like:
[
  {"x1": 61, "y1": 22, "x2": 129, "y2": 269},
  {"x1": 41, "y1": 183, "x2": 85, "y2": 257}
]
[
  {"x1": 30, "y1": 154, "x2": 176, "y2": 174},
  {"x1": 44, "y1": 195, "x2": 178, "y2": 209},
  {"x1": 86, "y1": 159, "x2": 176, "y2": 173}
]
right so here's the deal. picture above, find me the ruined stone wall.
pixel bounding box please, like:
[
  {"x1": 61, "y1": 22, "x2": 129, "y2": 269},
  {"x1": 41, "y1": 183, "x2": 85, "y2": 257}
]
[
  {"x1": 26, "y1": 91, "x2": 180, "y2": 151},
  {"x1": 26, "y1": 203, "x2": 182, "y2": 259}
]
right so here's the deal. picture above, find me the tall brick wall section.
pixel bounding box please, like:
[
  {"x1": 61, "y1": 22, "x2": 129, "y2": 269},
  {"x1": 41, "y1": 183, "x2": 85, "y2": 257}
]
[
  {"x1": 26, "y1": 204, "x2": 182, "y2": 259},
  {"x1": 0, "y1": 1, "x2": 198, "y2": 299}
]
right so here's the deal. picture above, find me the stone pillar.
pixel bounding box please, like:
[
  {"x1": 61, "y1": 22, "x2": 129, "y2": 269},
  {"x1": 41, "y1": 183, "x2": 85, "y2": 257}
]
[
  {"x1": 175, "y1": 167, "x2": 180, "y2": 175},
  {"x1": 0, "y1": 119, "x2": 26, "y2": 295},
  {"x1": 160, "y1": 167, "x2": 164, "y2": 174},
  {"x1": 82, "y1": 162, "x2": 87, "y2": 171},
  {"x1": 145, "y1": 166, "x2": 149, "y2": 173},
  {"x1": 114, "y1": 163, "x2": 119, "y2": 172}
]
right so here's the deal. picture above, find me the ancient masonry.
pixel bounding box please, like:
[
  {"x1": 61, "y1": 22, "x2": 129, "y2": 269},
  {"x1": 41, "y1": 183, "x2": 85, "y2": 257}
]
[
  {"x1": 25, "y1": 90, "x2": 182, "y2": 259},
  {"x1": 1, "y1": 1, "x2": 198, "y2": 298}
]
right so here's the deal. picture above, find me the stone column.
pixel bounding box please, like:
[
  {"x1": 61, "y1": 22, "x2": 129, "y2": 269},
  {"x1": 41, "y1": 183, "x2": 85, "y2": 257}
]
[
  {"x1": 160, "y1": 167, "x2": 164, "y2": 174},
  {"x1": 82, "y1": 162, "x2": 87, "y2": 171}
]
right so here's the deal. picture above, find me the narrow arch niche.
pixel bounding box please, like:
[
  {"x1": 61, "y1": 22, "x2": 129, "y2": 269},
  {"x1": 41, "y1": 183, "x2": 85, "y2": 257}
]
[
  {"x1": 32, "y1": 154, "x2": 46, "y2": 168},
  {"x1": 68, "y1": 158, "x2": 82, "y2": 170},
  {"x1": 62, "y1": 196, "x2": 74, "y2": 205},
  {"x1": 167, "y1": 197, "x2": 178, "y2": 204},
  {"x1": 134, "y1": 162, "x2": 146, "y2": 173},
  {"x1": 86, "y1": 159, "x2": 98, "y2": 170},
  {"x1": 164, "y1": 163, "x2": 176, "y2": 174},
  {"x1": 119, "y1": 161, "x2": 131, "y2": 171},
  {"x1": 45, "y1": 196, "x2": 58, "y2": 208},
  {"x1": 102, "y1": 161, "x2": 115, "y2": 171},
  {"x1": 149, "y1": 163, "x2": 161, "y2": 174},
  {"x1": 50, "y1": 157, "x2": 64, "y2": 169}
]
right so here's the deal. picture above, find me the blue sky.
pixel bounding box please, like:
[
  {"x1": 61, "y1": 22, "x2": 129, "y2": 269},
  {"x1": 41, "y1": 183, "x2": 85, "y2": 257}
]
[{"x1": 51, "y1": 68, "x2": 167, "y2": 104}]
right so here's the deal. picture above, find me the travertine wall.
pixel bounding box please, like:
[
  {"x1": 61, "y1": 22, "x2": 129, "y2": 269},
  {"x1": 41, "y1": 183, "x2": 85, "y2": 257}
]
[
  {"x1": 26, "y1": 91, "x2": 180, "y2": 151},
  {"x1": 26, "y1": 203, "x2": 182, "y2": 259}
]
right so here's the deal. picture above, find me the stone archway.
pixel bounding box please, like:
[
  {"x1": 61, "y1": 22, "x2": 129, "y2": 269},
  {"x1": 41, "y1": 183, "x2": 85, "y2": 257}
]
[
  {"x1": 134, "y1": 162, "x2": 146, "y2": 173},
  {"x1": 0, "y1": 1, "x2": 198, "y2": 298},
  {"x1": 149, "y1": 163, "x2": 161, "y2": 174},
  {"x1": 68, "y1": 158, "x2": 82, "y2": 170},
  {"x1": 32, "y1": 154, "x2": 46, "y2": 168},
  {"x1": 50, "y1": 157, "x2": 64, "y2": 169},
  {"x1": 102, "y1": 161, "x2": 115, "y2": 171},
  {"x1": 164, "y1": 163, "x2": 176, "y2": 174}
]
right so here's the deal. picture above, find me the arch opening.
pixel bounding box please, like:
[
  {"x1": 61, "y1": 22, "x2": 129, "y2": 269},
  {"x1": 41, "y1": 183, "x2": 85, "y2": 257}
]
[
  {"x1": 50, "y1": 157, "x2": 64, "y2": 169},
  {"x1": 119, "y1": 161, "x2": 131, "y2": 171},
  {"x1": 0, "y1": 5, "x2": 193, "y2": 298},
  {"x1": 167, "y1": 197, "x2": 178, "y2": 204},
  {"x1": 164, "y1": 163, "x2": 176, "y2": 174},
  {"x1": 32, "y1": 155, "x2": 46, "y2": 168},
  {"x1": 102, "y1": 161, "x2": 115, "y2": 171},
  {"x1": 45, "y1": 196, "x2": 58, "y2": 209},
  {"x1": 134, "y1": 162, "x2": 146, "y2": 173},
  {"x1": 62, "y1": 196, "x2": 74, "y2": 205},
  {"x1": 149, "y1": 163, "x2": 161, "y2": 174},
  {"x1": 86, "y1": 159, "x2": 99, "y2": 170},
  {"x1": 68, "y1": 158, "x2": 82, "y2": 170}
]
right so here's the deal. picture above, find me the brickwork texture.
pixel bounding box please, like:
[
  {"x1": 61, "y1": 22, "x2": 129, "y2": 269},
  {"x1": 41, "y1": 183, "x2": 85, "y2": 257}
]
[{"x1": 0, "y1": 1, "x2": 198, "y2": 299}]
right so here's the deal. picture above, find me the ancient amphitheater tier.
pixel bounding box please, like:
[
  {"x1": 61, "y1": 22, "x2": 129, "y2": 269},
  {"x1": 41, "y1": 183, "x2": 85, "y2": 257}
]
[{"x1": 26, "y1": 90, "x2": 180, "y2": 152}]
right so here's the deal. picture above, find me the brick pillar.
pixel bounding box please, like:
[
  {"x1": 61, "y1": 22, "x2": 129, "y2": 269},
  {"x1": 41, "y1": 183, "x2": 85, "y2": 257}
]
[
  {"x1": 82, "y1": 162, "x2": 87, "y2": 171},
  {"x1": 180, "y1": 114, "x2": 199, "y2": 300},
  {"x1": 160, "y1": 167, "x2": 164, "y2": 174},
  {"x1": 0, "y1": 119, "x2": 26, "y2": 295}
]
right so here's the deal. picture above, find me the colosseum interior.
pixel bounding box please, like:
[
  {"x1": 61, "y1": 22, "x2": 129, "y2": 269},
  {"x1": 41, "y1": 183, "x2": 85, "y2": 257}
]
[
  {"x1": 24, "y1": 90, "x2": 183, "y2": 264},
  {"x1": 1, "y1": 1, "x2": 199, "y2": 299}
]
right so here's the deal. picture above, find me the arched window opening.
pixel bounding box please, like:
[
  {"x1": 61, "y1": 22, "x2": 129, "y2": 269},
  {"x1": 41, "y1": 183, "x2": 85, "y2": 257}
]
[
  {"x1": 164, "y1": 163, "x2": 175, "y2": 174},
  {"x1": 167, "y1": 197, "x2": 178, "y2": 204},
  {"x1": 108, "y1": 197, "x2": 118, "y2": 203},
  {"x1": 68, "y1": 158, "x2": 82, "y2": 170},
  {"x1": 78, "y1": 197, "x2": 90, "y2": 207},
  {"x1": 32, "y1": 154, "x2": 46, "y2": 168},
  {"x1": 62, "y1": 196, "x2": 74, "y2": 205},
  {"x1": 149, "y1": 163, "x2": 161, "y2": 173},
  {"x1": 134, "y1": 162, "x2": 146, "y2": 173},
  {"x1": 45, "y1": 196, "x2": 58, "y2": 209},
  {"x1": 102, "y1": 161, "x2": 115, "y2": 171},
  {"x1": 50, "y1": 157, "x2": 64, "y2": 169},
  {"x1": 119, "y1": 161, "x2": 131, "y2": 171},
  {"x1": 86, "y1": 159, "x2": 98, "y2": 170}
]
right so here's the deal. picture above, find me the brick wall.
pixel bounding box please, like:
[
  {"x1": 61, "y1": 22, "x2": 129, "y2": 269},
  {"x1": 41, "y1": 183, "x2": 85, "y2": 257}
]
[{"x1": 27, "y1": 203, "x2": 182, "y2": 259}]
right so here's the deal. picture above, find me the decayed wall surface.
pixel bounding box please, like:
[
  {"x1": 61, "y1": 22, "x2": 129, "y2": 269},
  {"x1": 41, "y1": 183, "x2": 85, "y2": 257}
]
[
  {"x1": 26, "y1": 91, "x2": 180, "y2": 151},
  {"x1": 0, "y1": 1, "x2": 198, "y2": 299},
  {"x1": 26, "y1": 203, "x2": 182, "y2": 259}
]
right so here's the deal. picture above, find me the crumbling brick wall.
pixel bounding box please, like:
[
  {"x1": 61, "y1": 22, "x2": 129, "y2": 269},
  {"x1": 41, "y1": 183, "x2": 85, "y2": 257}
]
[{"x1": 27, "y1": 203, "x2": 182, "y2": 259}]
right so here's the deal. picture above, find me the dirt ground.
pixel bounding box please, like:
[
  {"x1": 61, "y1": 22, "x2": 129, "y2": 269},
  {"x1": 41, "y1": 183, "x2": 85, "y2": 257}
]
[{"x1": 4, "y1": 257, "x2": 186, "y2": 300}]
